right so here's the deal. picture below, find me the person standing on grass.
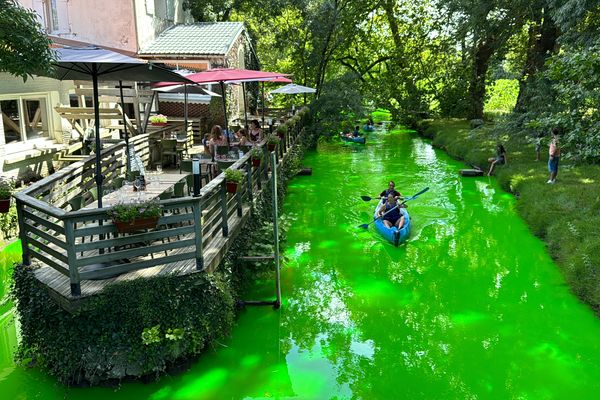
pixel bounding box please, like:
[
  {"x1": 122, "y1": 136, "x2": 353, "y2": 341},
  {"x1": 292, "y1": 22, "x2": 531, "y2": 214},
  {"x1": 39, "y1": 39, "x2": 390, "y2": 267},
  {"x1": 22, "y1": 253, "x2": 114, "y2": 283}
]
[{"x1": 547, "y1": 128, "x2": 561, "y2": 184}]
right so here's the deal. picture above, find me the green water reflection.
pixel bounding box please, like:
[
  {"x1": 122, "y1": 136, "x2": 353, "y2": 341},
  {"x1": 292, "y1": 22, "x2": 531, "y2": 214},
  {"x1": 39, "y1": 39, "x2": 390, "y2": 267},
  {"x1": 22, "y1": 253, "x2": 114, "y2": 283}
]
[{"x1": 1, "y1": 128, "x2": 599, "y2": 399}]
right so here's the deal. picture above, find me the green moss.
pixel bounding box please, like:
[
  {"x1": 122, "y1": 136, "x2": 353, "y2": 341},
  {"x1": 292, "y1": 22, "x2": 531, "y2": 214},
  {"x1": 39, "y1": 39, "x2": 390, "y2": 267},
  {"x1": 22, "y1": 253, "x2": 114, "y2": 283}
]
[{"x1": 417, "y1": 119, "x2": 600, "y2": 315}]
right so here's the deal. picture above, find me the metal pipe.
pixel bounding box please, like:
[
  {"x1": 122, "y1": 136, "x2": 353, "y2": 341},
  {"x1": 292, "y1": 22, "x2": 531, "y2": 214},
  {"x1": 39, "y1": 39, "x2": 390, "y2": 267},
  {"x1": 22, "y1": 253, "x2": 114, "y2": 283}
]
[
  {"x1": 92, "y1": 66, "x2": 103, "y2": 208},
  {"x1": 119, "y1": 80, "x2": 130, "y2": 174},
  {"x1": 271, "y1": 151, "x2": 281, "y2": 309},
  {"x1": 219, "y1": 81, "x2": 230, "y2": 146},
  {"x1": 242, "y1": 81, "x2": 248, "y2": 129}
]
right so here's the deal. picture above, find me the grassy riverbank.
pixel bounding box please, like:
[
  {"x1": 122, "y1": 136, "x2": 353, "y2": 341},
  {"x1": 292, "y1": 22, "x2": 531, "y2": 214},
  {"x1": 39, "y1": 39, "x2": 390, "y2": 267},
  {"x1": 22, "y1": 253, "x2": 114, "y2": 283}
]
[{"x1": 417, "y1": 119, "x2": 600, "y2": 315}]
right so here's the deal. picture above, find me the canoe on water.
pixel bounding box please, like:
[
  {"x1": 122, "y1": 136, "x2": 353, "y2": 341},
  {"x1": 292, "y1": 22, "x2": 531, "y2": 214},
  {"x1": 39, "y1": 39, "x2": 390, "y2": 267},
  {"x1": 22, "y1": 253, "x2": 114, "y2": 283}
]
[
  {"x1": 341, "y1": 135, "x2": 366, "y2": 144},
  {"x1": 460, "y1": 168, "x2": 483, "y2": 177},
  {"x1": 363, "y1": 125, "x2": 375, "y2": 132},
  {"x1": 373, "y1": 200, "x2": 411, "y2": 246}
]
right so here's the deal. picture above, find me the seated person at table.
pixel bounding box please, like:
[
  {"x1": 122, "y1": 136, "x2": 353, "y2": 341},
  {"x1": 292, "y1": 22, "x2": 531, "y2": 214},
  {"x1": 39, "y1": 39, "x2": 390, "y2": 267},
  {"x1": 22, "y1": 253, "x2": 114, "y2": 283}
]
[
  {"x1": 209, "y1": 125, "x2": 228, "y2": 158},
  {"x1": 377, "y1": 194, "x2": 405, "y2": 229},
  {"x1": 249, "y1": 120, "x2": 263, "y2": 143},
  {"x1": 353, "y1": 126, "x2": 361, "y2": 137},
  {"x1": 202, "y1": 133, "x2": 211, "y2": 154},
  {"x1": 379, "y1": 180, "x2": 402, "y2": 201},
  {"x1": 235, "y1": 128, "x2": 249, "y2": 145}
]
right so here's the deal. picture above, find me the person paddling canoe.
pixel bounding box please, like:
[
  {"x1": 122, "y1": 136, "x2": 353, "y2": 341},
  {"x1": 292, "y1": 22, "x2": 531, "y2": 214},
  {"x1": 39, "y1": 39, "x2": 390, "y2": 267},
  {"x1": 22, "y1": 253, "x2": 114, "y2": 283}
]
[
  {"x1": 379, "y1": 180, "x2": 403, "y2": 202},
  {"x1": 377, "y1": 194, "x2": 406, "y2": 229}
]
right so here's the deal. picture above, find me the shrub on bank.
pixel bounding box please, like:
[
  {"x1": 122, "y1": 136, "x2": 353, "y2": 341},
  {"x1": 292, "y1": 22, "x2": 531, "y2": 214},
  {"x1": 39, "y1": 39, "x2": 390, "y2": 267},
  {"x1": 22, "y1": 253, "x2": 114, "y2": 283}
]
[{"x1": 416, "y1": 119, "x2": 600, "y2": 314}]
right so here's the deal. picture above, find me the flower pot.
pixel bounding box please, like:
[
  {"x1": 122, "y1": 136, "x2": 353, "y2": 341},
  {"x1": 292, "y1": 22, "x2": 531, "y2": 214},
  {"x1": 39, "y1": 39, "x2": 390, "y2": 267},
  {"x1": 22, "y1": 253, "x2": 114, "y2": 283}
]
[
  {"x1": 267, "y1": 143, "x2": 277, "y2": 152},
  {"x1": 251, "y1": 158, "x2": 261, "y2": 168},
  {"x1": 113, "y1": 216, "x2": 159, "y2": 233},
  {"x1": 0, "y1": 198, "x2": 10, "y2": 213},
  {"x1": 226, "y1": 181, "x2": 239, "y2": 194},
  {"x1": 151, "y1": 122, "x2": 168, "y2": 127}
]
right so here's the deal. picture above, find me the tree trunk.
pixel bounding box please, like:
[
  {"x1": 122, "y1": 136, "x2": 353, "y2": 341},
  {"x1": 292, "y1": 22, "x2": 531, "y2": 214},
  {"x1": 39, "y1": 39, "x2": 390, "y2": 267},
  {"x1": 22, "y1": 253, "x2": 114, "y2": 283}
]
[
  {"x1": 468, "y1": 36, "x2": 496, "y2": 120},
  {"x1": 382, "y1": 0, "x2": 421, "y2": 109},
  {"x1": 515, "y1": 10, "x2": 559, "y2": 113}
]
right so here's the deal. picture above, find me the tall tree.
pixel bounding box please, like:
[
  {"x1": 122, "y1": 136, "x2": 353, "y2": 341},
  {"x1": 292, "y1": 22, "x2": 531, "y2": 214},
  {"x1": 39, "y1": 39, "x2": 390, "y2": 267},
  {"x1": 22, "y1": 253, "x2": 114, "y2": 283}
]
[{"x1": 0, "y1": 0, "x2": 54, "y2": 80}]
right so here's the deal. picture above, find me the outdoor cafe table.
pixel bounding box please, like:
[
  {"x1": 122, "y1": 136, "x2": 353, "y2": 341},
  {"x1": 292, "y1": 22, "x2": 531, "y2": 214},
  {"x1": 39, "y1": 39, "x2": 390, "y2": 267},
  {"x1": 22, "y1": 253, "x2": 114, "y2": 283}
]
[{"x1": 83, "y1": 173, "x2": 188, "y2": 209}]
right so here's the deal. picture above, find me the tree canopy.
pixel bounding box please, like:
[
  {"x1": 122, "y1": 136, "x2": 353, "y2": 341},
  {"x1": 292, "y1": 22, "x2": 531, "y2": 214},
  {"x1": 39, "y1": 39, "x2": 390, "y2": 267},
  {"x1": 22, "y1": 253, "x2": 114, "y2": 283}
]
[
  {"x1": 0, "y1": 0, "x2": 54, "y2": 81},
  {"x1": 152, "y1": 0, "x2": 600, "y2": 161}
]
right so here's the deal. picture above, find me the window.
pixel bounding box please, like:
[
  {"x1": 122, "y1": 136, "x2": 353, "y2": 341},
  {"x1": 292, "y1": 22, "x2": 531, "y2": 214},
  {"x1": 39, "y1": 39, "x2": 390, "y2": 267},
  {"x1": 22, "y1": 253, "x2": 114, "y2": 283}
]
[
  {"x1": 1, "y1": 97, "x2": 50, "y2": 144},
  {"x1": 44, "y1": 0, "x2": 70, "y2": 34}
]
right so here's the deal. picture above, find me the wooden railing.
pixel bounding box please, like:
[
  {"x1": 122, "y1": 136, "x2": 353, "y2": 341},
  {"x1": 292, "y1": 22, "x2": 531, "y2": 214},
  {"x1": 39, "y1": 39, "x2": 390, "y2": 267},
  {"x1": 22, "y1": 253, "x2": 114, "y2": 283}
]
[{"x1": 13, "y1": 110, "x2": 309, "y2": 297}]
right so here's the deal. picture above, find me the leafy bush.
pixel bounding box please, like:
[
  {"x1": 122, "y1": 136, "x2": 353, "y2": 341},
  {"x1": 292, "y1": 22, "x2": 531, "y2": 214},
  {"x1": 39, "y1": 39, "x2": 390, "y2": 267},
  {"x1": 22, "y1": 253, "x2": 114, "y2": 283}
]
[
  {"x1": 249, "y1": 147, "x2": 263, "y2": 159},
  {"x1": 0, "y1": 177, "x2": 14, "y2": 199},
  {"x1": 224, "y1": 168, "x2": 244, "y2": 184},
  {"x1": 484, "y1": 79, "x2": 519, "y2": 113},
  {"x1": 276, "y1": 124, "x2": 288, "y2": 136},
  {"x1": 12, "y1": 268, "x2": 235, "y2": 384},
  {"x1": 266, "y1": 134, "x2": 281, "y2": 145},
  {"x1": 107, "y1": 201, "x2": 161, "y2": 223}
]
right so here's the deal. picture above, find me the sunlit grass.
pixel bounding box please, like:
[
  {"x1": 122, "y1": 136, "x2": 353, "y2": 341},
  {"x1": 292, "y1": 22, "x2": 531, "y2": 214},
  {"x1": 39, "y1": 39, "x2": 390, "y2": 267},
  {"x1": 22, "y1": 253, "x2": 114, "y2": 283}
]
[{"x1": 420, "y1": 119, "x2": 600, "y2": 315}]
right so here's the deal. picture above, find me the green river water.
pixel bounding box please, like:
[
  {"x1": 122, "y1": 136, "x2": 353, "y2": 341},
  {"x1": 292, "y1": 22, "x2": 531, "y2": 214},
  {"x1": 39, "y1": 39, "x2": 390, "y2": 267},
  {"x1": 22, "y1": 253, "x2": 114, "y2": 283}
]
[{"x1": 1, "y1": 127, "x2": 599, "y2": 399}]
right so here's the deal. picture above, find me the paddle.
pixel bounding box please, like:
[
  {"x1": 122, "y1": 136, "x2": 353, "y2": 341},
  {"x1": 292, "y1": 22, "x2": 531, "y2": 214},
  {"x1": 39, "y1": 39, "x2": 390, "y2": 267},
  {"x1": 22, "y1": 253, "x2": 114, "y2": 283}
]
[{"x1": 358, "y1": 187, "x2": 430, "y2": 229}]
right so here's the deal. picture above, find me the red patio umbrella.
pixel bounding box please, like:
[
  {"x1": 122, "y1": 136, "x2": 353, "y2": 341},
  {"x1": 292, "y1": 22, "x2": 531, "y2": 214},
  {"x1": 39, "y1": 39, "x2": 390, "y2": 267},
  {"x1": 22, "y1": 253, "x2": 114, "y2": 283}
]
[{"x1": 154, "y1": 69, "x2": 289, "y2": 143}]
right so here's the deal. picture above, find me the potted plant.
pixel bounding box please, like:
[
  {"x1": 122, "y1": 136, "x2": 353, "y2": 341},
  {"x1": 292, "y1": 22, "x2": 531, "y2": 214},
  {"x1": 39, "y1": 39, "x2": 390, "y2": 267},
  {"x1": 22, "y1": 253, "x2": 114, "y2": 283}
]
[
  {"x1": 224, "y1": 168, "x2": 244, "y2": 194},
  {"x1": 276, "y1": 124, "x2": 287, "y2": 141},
  {"x1": 250, "y1": 147, "x2": 263, "y2": 168},
  {"x1": 0, "y1": 178, "x2": 14, "y2": 213},
  {"x1": 107, "y1": 200, "x2": 162, "y2": 233},
  {"x1": 266, "y1": 134, "x2": 281, "y2": 151},
  {"x1": 149, "y1": 114, "x2": 168, "y2": 126}
]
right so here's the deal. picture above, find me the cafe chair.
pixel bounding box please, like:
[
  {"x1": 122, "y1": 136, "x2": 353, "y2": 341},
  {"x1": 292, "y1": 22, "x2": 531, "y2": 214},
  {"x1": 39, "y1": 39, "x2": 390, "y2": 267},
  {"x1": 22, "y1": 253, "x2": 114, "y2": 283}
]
[{"x1": 161, "y1": 139, "x2": 178, "y2": 168}]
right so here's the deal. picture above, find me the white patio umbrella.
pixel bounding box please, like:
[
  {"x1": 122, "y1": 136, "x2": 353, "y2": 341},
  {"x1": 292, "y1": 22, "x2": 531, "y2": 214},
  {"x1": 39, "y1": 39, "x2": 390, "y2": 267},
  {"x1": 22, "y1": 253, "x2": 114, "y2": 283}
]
[{"x1": 269, "y1": 83, "x2": 316, "y2": 94}]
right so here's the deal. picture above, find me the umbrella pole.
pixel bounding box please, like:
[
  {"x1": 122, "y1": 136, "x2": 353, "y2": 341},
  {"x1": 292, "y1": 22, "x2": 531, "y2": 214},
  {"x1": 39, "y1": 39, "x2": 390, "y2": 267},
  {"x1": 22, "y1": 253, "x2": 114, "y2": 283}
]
[
  {"x1": 219, "y1": 81, "x2": 230, "y2": 146},
  {"x1": 92, "y1": 66, "x2": 103, "y2": 208},
  {"x1": 261, "y1": 81, "x2": 265, "y2": 128},
  {"x1": 119, "y1": 80, "x2": 130, "y2": 174},
  {"x1": 184, "y1": 83, "x2": 188, "y2": 153},
  {"x1": 242, "y1": 82, "x2": 248, "y2": 129}
]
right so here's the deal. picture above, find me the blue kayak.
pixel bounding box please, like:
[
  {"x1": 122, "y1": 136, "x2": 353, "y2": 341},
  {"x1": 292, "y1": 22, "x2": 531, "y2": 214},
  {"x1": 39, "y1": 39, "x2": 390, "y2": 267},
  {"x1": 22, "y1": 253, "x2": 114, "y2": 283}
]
[
  {"x1": 341, "y1": 135, "x2": 366, "y2": 144},
  {"x1": 373, "y1": 200, "x2": 411, "y2": 246}
]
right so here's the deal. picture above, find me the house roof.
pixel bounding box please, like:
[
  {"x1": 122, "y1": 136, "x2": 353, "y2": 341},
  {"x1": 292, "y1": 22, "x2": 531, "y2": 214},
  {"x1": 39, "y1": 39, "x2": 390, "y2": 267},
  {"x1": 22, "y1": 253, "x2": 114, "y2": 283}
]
[{"x1": 139, "y1": 22, "x2": 245, "y2": 57}]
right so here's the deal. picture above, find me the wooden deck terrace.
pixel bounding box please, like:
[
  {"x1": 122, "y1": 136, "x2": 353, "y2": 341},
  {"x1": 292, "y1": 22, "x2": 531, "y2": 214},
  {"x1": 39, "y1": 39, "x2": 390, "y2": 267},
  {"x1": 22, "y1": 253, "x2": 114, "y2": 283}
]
[{"x1": 13, "y1": 116, "x2": 305, "y2": 312}]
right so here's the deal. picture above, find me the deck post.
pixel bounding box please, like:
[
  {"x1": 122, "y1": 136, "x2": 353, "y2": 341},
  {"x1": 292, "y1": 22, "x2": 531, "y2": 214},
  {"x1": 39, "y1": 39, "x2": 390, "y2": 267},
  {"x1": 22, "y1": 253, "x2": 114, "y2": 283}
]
[
  {"x1": 271, "y1": 152, "x2": 282, "y2": 309},
  {"x1": 192, "y1": 198, "x2": 204, "y2": 270},
  {"x1": 15, "y1": 199, "x2": 30, "y2": 266},
  {"x1": 245, "y1": 160, "x2": 254, "y2": 206},
  {"x1": 262, "y1": 145, "x2": 269, "y2": 181},
  {"x1": 63, "y1": 218, "x2": 81, "y2": 296},
  {"x1": 221, "y1": 180, "x2": 229, "y2": 237}
]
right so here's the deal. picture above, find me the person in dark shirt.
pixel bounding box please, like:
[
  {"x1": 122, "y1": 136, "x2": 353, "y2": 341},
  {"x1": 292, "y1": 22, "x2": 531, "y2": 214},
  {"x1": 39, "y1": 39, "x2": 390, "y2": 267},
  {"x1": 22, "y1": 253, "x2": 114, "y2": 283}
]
[
  {"x1": 377, "y1": 194, "x2": 406, "y2": 229},
  {"x1": 379, "y1": 180, "x2": 402, "y2": 201},
  {"x1": 353, "y1": 125, "x2": 361, "y2": 137}
]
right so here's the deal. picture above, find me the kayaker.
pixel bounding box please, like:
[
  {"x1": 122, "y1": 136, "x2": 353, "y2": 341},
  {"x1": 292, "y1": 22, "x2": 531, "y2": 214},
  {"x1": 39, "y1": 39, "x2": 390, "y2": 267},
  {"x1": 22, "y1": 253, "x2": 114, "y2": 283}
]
[
  {"x1": 379, "y1": 181, "x2": 402, "y2": 201},
  {"x1": 353, "y1": 126, "x2": 361, "y2": 137},
  {"x1": 378, "y1": 194, "x2": 405, "y2": 229}
]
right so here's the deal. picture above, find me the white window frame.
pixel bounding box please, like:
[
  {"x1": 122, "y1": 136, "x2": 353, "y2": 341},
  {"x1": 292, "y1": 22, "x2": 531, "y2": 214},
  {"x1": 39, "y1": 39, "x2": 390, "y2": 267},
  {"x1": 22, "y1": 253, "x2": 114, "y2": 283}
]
[{"x1": 0, "y1": 92, "x2": 55, "y2": 152}]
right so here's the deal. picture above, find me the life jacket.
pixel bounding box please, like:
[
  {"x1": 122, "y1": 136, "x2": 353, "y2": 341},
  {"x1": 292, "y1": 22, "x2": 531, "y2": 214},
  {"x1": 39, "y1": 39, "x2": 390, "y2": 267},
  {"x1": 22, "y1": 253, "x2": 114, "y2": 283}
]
[{"x1": 384, "y1": 202, "x2": 401, "y2": 220}]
